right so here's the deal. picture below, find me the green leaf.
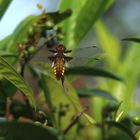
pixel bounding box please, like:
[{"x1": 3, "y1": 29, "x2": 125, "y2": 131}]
[
  {"x1": 0, "y1": 121, "x2": 58, "y2": 140},
  {"x1": 38, "y1": 75, "x2": 55, "y2": 126},
  {"x1": 48, "y1": 9, "x2": 72, "y2": 24},
  {"x1": 0, "y1": 0, "x2": 12, "y2": 20},
  {"x1": 76, "y1": 88, "x2": 118, "y2": 102},
  {"x1": 115, "y1": 111, "x2": 124, "y2": 122},
  {"x1": 74, "y1": 0, "x2": 112, "y2": 47},
  {"x1": 95, "y1": 21, "x2": 121, "y2": 67},
  {"x1": 65, "y1": 67, "x2": 123, "y2": 81},
  {"x1": 0, "y1": 35, "x2": 11, "y2": 50},
  {"x1": 0, "y1": 56, "x2": 35, "y2": 107},
  {"x1": 94, "y1": 21, "x2": 140, "y2": 114},
  {"x1": 122, "y1": 38, "x2": 140, "y2": 43},
  {"x1": 44, "y1": 77, "x2": 82, "y2": 139},
  {"x1": 120, "y1": 43, "x2": 140, "y2": 113},
  {"x1": 0, "y1": 50, "x2": 17, "y2": 58},
  {"x1": 59, "y1": 0, "x2": 114, "y2": 49},
  {"x1": 33, "y1": 62, "x2": 82, "y2": 114},
  {"x1": 0, "y1": 80, "x2": 17, "y2": 101},
  {"x1": 59, "y1": 0, "x2": 87, "y2": 47},
  {"x1": 60, "y1": 0, "x2": 86, "y2": 12},
  {"x1": 106, "y1": 121, "x2": 137, "y2": 140}
]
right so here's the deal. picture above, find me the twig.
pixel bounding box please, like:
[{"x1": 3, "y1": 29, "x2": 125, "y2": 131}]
[
  {"x1": 20, "y1": 58, "x2": 28, "y2": 77},
  {"x1": 62, "y1": 107, "x2": 87, "y2": 134}
]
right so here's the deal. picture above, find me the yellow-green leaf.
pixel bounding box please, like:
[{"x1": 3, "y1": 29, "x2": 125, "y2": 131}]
[
  {"x1": 0, "y1": 56, "x2": 35, "y2": 107},
  {"x1": 83, "y1": 113, "x2": 96, "y2": 125}
]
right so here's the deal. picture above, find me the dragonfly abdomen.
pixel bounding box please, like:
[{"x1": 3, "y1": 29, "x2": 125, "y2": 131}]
[{"x1": 54, "y1": 58, "x2": 65, "y2": 80}]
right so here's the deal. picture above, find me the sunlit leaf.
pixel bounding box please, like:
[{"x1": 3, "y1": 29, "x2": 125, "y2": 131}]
[
  {"x1": 95, "y1": 21, "x2": 121, "y2": 67},
  {"x1": 0, "y1": 35, "x2": 11, "y2": 50},
  {"x1": 60, "y1": 0, "x2": 114, "y2": 49},
  {"x1": 65, "y1": 67, "x2": 123, "y2": 81},
  {"x1": 83, "y1": 113, "x2": 96, "y2": 125},
  {"x1": 76, "y1": 88, "x2": 118, "y2": 102},
  {"x1": 0, "y1": 122, "x2": 58, "y2": 140},
  {"x1": 59, "y1": 0, "x2": 87, "y2": 48},
  {"x1": 122, "y1": 38, "x2": 140, "y2": 43},
  {"x1": 113, "y1": 102, "x2": 123, "y2": 121},
  {"x1": 74, "y1": 1, "x2": 112, "y2": 47},
  {"x1": 115, "y1": 111, "x2": 124, "y2": 122},
  {"x1": 120, "y1": 43, "x2": 140, "y2": 113},
  {"x1": 0, "y1": 56, "x2": 35, "y2": 107}
]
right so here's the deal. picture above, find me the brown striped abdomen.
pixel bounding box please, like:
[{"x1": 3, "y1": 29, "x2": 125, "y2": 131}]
[{"x1": 53, "y1": 58, "x2": 65, "y2": 80}]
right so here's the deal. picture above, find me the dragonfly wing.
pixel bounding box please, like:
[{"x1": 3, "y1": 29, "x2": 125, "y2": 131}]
[
  {"x1": 68, "y1": 46, "x2": 102, "y2": 67},
  {"x1": 68, "y1": 56, "x2": 99, "y2": 67},
  {"x1": 64, "y1": 56, "x2": 73, "y2": 61},
  {"x1": 48, "y1": 56, "x2": 56, "y2": 61},
  {"x1": 29, "y1": 45, "x2": 102, "y2": 68},
  {"x1": 72, "y1": 46, "x2": 101, "y2": 58}
]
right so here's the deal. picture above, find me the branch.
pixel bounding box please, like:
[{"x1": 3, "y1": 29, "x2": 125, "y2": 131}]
[{"x1": 62, "y1": 107, "x2": 87, "y2": 134}]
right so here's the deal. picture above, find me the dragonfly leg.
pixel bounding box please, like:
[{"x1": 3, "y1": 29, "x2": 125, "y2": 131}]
[
  {"x1": 65, "y1": 56, "x2": 73, "y2": 61},
  {"x1": 48, "y1": 56, "x2": 56, "y2": 61},
  {"x1": 64, "y1": 50, "x2": 72, "y2": 53},
  {"x1": 49, "y1": 50, "x2": 57, "y2": 53}
]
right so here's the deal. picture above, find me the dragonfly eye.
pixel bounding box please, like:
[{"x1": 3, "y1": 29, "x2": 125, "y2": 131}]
[{"x1": 56, "y1": 44, "x2": 65, "y2": 51}]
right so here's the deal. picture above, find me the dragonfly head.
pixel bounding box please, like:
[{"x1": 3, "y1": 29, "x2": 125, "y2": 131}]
[{"x1": 56, "y1": 44, "x2": 66, "y2": 52}]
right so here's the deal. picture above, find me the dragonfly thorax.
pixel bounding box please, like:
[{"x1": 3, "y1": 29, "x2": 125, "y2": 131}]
[{"x1": 56, "y1": 44, "x2": 66, "y2": 53}]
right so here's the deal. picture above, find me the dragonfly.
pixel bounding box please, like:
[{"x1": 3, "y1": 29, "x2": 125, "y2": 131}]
[
  {"x1": 47, "y1": 44, "x2": 72, "y2": 88},
  {"x1": 47, "y1": 43, "x2": 101, "y2": 90}
]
